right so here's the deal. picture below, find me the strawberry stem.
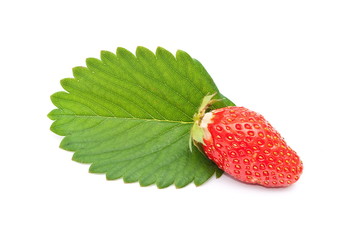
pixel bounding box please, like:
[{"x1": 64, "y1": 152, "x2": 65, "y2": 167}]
[{"x1": 189, "y1": 93, "x2": 219, "y2": 151}]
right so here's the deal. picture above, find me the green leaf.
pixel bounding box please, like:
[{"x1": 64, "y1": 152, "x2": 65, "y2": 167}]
[{"x1": 48, "y1": 46, "x2": 234, "y2": 188}]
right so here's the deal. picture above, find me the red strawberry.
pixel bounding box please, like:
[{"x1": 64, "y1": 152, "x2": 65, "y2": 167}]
[{"x1": 191, "y1": 95, "x2": 303, "y2": 187}]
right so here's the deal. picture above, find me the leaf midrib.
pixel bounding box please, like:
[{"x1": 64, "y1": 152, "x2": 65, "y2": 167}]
[{"x1": 53, "y1": 113, "x2": 194, "y2": 124}]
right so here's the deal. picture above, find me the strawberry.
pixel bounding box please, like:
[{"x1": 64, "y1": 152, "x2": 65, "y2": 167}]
[{"x1": 191, "y1": 95, "x2": 303, "y2": 187}]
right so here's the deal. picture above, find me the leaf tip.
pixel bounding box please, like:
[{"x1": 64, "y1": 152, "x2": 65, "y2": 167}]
[
  {"x1": 49, "y1": 92, "x2": 59, "y2": 104},
  {"x1": 193, "y1": 179, "x2": 203, "y2": 187},
  {"x1": 106, "y1": 174, "x2": 118, "y2": 181},
  {"x1": 155, "y1": 46, "x2": 165, "y2": 52},
  {"x1": 155, "y1": 46, "x2": 171, "y2": 57},
  {"x1": 85, "y1": 57, "x2": 100, "y2": 68},
  {"x1": 136, "y1": 45, "x2": 148, "y2": 53},
  {"x1": 71, "y1": 66, "x2": 87, "y2": 79},
  {"x1": 47, "y1": 109, "x2": 55, "y2": 120},
  {"x1": 116, "y1": 47, "x2": 134, "y2": 58},
  {"x1": 100, "y1": 50, "x2": 116, "y2": 61},
  {"x1": 175, "y1": 49, "x2": 191, "y2": 59}
]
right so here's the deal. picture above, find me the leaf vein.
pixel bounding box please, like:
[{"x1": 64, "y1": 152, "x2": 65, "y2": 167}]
[
  {"x1": 160, "y1": 55, "x2": 208, "y2": 100},
  {"x1": 117, "y1": 57, "x2": 193, "y2": 119},
  {"x1": 82, "y1": 70, "x2": 159, "y2": 119},
  {"x1": 80, "y1": 123, "x2": 186, "y2": 158},
  {"x1": 52, "y1": 114, "x2": 193, "y2": 124}
]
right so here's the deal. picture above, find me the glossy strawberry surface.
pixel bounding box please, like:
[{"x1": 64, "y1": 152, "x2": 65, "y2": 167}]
[{"x1": 201, "y1": 106, "x2": 303, "y2": 187}]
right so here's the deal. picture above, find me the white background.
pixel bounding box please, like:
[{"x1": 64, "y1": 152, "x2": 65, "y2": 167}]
[{"x1": 1, "y1": 0, "x2": 358, "y2": 239}]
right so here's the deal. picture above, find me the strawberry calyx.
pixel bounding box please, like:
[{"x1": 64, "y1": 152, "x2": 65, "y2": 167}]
[{"x1": 190, "y1": 93, "x2": 219, "y2": 151}]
